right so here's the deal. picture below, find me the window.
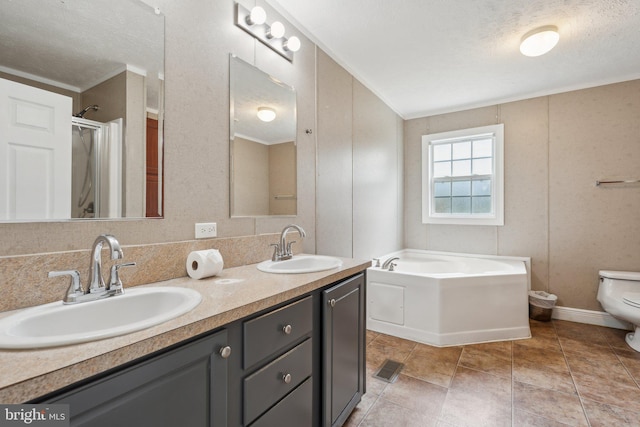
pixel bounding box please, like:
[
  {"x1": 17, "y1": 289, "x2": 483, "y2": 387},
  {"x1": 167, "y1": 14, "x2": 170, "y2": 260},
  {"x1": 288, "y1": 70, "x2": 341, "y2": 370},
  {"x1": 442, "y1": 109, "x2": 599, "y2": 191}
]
[{"x1": 422, "y1": 124, "x2": 504, "y2": 226}]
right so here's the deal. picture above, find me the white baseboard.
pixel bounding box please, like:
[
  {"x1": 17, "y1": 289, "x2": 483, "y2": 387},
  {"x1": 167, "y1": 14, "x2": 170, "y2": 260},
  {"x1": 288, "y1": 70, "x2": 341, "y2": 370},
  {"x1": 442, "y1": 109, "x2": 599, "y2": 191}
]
[{"x1": 551, "y1": 305, "x2": 632, "y2": 330}]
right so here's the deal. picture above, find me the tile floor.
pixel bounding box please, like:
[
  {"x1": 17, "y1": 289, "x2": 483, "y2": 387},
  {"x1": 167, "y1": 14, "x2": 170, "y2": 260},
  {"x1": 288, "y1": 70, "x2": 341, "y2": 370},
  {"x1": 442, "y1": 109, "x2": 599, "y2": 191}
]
[{"x1": 345, "y1": 320, "x2": 640, "y2": 426}]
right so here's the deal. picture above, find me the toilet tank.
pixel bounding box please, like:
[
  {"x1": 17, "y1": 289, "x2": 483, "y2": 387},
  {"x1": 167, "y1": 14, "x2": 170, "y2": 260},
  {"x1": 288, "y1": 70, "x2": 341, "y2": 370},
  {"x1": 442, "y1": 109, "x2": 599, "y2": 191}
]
[
  {"x1": 600, "y1": 270, "x2": 640, "y2": 281},
  {"x1": 598, "y1": 270, "x2": 640, "y2": 303}
]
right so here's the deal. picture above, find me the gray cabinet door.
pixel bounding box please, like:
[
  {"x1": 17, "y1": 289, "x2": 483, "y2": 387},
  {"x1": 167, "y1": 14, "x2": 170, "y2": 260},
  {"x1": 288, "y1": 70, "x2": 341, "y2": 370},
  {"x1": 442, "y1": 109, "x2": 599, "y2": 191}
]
[
  {"x1": 44, "y1": 330, "x2": 229, "y2": 427},
  {"x1": 322, "y1": 273, "x2": 365, "y2": 427}
]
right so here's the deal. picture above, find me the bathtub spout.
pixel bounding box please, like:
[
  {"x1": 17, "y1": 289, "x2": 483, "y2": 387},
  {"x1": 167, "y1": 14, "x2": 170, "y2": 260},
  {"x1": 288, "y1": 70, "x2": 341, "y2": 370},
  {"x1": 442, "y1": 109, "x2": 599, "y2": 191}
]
[{"x1": 381, "y1": 257, "x2": 399, "y2": 270}]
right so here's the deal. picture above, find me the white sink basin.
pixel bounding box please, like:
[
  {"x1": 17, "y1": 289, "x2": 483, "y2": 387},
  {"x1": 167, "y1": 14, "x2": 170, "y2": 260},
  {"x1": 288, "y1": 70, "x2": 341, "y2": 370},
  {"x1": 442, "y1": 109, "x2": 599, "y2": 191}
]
[
  {"x1": 0, "y1": 287, "x2": 201, "y2": 349},
  {"x1": 257, "y1": 255, "x2": 343, "y2": 274}
]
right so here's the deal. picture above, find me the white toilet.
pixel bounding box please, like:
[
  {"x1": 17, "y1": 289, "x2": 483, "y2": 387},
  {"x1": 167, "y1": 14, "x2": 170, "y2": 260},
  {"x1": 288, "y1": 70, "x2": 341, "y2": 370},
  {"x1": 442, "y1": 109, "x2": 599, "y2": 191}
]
[{"x1": 597, "y1": 270, "x2": 640, "y2": 352}]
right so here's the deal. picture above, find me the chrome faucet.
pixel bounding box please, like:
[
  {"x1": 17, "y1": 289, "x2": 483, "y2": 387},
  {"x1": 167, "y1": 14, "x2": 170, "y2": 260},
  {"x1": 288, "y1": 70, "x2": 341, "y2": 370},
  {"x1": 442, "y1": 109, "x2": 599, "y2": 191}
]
[
  {"x1": 88, "y1": 234, "x2": 123, "y2": 293},
  {"x1": 271, "y1": 224, "x2": 306, "y2": 261},
  {"x1": 381, "y1": 256, "x2": 399, "y2": 270},
  {"x1": 49, "y1": 234, "x2": 135, "y2": 304}
]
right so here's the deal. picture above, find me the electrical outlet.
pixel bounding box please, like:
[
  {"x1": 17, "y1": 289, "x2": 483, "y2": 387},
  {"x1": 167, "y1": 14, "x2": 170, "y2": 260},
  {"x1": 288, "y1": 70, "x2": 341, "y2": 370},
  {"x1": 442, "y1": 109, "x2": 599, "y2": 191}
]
[{"x1": 195, "y1": 222, "x2": 217, "y2": 239}]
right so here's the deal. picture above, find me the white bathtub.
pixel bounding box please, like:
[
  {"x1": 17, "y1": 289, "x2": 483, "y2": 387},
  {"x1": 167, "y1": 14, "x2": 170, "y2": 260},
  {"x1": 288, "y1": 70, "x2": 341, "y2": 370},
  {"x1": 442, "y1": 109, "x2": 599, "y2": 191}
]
[{"x1": 367, "y1": 249, "x2": 531, "y2": 346}]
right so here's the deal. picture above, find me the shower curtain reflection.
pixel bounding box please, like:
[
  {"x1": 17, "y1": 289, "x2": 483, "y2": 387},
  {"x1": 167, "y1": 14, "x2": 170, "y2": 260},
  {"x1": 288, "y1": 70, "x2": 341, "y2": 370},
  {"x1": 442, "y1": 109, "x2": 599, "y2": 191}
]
[{"x1": 71, "y1": 117, "x2": 123, "y2": 218}]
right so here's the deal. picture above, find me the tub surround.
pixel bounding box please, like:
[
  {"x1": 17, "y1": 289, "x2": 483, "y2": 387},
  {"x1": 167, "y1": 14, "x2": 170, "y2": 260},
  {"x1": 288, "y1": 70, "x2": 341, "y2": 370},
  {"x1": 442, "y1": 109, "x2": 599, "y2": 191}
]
[
  {"x1": 368, "y1": 250, "x2": 531, "y2": 346},
  {"x1": 0, "y1": 255, "x2": 369, "y2": 403}
]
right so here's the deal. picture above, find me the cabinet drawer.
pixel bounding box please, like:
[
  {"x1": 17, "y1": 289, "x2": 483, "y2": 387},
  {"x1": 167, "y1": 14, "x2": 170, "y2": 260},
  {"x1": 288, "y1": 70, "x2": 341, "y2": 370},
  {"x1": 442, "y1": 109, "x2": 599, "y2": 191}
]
[
  {"x1": 244, "y1": 338, "x2": 312, "y2": 425},
  {"x1": 250, "y1": 377, "x2": 313, "y2": 427},
  {"x1": 243, "y1": 296, "x2": 312, "y2": 368}
]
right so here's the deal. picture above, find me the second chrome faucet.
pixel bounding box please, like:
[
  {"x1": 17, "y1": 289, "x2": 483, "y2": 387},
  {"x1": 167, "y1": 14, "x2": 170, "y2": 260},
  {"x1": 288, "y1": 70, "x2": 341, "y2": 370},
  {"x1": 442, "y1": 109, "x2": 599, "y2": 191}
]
[{"x1": 271, "y1": 224, "x2": 306, "y2": 261}]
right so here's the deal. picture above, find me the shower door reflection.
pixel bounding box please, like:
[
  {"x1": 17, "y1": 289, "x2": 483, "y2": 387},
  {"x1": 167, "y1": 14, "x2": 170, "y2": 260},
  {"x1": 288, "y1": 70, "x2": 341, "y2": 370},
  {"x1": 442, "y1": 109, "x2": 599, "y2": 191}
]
[{"x1": 71, "y1": 117, "x2": 123, "y2": 218}]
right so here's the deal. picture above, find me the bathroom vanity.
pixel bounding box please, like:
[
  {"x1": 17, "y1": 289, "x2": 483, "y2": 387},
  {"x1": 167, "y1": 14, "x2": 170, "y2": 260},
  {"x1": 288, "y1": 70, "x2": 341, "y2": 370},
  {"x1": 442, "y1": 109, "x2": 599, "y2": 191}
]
[{"x1": 0, "y1": 258, "x2": 368, "y2": 427}]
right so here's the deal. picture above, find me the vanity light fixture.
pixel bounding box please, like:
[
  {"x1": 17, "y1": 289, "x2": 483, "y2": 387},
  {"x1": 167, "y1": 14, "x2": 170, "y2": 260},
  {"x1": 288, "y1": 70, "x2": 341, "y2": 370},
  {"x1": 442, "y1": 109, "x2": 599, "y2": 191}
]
[
  {"x1": 246, "y1": 6, "x2": 266, "y2": 26},
  {"x1": 267, "y1": 21, "x2": 285, "y2": 39},
  {"x1": 235, "y1": 3, "x2": 301, "y2": 62},
  {"x1": 283, "y1": 36, "x2": 301, "y2": 52},
  {"x1": 257, "y1": 107, "x2": 276, "y2": 122},
  {"x1": 520, "y1": 25, "x2": 559, "y2": 57}
]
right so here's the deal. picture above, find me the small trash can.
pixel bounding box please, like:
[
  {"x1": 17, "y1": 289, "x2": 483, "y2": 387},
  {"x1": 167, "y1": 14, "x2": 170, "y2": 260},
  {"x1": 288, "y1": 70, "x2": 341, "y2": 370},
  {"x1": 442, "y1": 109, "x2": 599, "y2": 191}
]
[{"x1": 528, "y1": 290, "x2": 557, "y2": 321}]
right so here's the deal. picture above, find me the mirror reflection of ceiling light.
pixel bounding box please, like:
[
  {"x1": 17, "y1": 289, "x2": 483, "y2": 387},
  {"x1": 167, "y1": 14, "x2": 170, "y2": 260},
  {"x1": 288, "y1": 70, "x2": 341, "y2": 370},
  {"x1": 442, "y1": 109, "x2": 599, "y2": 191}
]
[
  {"x1": 520, "y1": 25, "x2": 559, "y2": 57},
  {"x1": 257, "y1": 107, "x2": 276, "y2": 122}
]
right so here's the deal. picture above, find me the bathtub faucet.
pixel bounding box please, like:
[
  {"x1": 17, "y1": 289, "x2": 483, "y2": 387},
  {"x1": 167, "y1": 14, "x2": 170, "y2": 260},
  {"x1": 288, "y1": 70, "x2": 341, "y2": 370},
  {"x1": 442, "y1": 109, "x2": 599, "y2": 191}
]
[
  {"x1": 271, "y1": 224, "x2": 306, "y2": 261},
  {"x1": 381, "y1": 257, "x2": 399, "y2": 270}
]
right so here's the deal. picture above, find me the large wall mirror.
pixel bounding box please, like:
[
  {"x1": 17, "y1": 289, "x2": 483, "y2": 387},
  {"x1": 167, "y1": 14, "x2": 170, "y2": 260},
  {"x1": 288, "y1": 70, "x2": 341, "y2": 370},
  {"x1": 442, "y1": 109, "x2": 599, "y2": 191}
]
[
  {"x1": 230, "y1": 56, "x2": 297, "y2": 217},
  {"x1": 0, "y1": 0, "x2": 164, "y2": 221}
]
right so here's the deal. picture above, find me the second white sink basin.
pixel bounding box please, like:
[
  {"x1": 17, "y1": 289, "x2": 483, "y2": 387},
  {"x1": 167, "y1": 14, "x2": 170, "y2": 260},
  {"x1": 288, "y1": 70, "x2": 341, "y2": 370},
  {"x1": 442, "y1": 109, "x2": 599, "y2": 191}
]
[
  {"x1": 257, "y1": 255, "x2": 343, "y2": 274},
  {"x1": 0, "y1": 287, "x2": 201, "y2": 349}
]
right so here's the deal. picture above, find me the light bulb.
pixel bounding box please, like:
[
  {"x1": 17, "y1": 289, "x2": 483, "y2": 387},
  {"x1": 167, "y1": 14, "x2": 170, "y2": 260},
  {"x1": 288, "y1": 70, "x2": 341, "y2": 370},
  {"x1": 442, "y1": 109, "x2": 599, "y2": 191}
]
[
  {"x1": 268, "y1": 21, "x2": 285, "y2": 39},
  {"x1": 257, "y1": 107, "x2": 276, "y2": 122},
  {"x1": 284, "y1": 36, "x2": 301, "y2": 52},
  {"x1": 246, "y1": 6, "x2": 266, "y2": 26},
  {"x1": 520, "y1": 25, "x2": 559, "y2": 57}
]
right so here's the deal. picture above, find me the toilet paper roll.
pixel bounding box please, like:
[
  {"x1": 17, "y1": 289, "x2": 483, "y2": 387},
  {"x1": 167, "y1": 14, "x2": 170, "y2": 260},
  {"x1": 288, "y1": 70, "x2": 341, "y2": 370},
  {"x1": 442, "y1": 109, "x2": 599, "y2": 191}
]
[{"x1": 186, "y1": 249, "x2": 224, "y2": 279}]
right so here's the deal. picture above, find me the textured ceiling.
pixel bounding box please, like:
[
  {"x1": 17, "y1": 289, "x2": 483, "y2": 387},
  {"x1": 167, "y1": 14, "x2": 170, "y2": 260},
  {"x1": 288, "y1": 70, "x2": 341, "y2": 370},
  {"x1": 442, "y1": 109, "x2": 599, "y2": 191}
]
[
  {"x1": 0, "y1": 0, "x2": 163, "y2": 109},
  {"x1": 268, "y1": 0, "x2": 640, "y2": 118}
]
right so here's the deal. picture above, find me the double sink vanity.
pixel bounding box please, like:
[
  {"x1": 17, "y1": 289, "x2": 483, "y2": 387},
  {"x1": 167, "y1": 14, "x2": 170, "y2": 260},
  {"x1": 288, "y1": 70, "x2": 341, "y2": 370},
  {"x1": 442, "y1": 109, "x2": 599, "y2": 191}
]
[{"x1": 0, "y1": 233, "x2": 369, "y2": 427}]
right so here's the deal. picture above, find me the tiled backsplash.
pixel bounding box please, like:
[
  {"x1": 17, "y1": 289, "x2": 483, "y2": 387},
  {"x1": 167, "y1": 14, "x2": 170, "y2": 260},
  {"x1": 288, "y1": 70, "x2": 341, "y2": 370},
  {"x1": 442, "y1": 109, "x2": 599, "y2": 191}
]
[{"x1": 0, "y1": 233, "x2": 286, "y2": 312}]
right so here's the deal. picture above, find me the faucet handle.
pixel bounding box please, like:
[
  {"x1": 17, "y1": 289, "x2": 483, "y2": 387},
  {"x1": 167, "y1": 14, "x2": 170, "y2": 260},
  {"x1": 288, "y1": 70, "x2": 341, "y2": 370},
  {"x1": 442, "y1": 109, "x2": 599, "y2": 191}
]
[
  {"x1": 109, "y1": 262, "x2": 136, "y2": 294},
  {"x1": 373, "y1": 258, "x2": 381, "y2": 268},
  {"x1": 286, "y1": 240, "x2": 297, "y2": 256},
  {"x1": 270, "y1": 243, "x2": 281, "y2": 261},
  {"x1": 49, "y1": 270, "x2": 83, "y2": 304}
]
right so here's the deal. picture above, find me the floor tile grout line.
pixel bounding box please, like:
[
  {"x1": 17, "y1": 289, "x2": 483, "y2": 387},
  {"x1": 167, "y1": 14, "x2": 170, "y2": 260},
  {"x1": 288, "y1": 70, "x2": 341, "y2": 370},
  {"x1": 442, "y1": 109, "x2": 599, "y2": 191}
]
[
  {"x1": 511, "y1": 340, "x2": 515, "y2": 427},
  {"x1": 552, "y1": 320, "x2": 594, "y2": 427},
  {"x1": 611, "y1": 344, "x2": 640, "y2": 390}
]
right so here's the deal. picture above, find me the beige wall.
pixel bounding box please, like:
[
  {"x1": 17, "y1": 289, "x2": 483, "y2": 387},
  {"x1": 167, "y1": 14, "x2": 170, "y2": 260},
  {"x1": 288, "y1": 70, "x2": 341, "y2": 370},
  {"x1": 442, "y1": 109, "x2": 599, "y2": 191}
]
[
  {"x1": 233, "y1": 137, "x2": 270, "y2": 216},
  {"x1": 404, "y1": 79, "x2": 640, "y2": 311},
  {"x1": 316, "y1": 51, "x2": 404, "y2": 260},
  {"x1": 0, "y1": 0, "x2": 401, "y2": 263},
  {"x1": 0, "y1": 0, "x2": 318, "y2": 255},
  {"x1": 268, "y1": 142, "x2": 296, "y2": 215}
]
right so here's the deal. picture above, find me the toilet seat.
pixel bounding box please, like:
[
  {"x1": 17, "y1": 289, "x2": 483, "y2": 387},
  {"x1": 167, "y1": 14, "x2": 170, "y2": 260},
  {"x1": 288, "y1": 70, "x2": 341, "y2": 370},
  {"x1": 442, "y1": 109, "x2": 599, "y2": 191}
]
[{"x1": 622, "y1": 292, "x2": 640, "y2": 308}]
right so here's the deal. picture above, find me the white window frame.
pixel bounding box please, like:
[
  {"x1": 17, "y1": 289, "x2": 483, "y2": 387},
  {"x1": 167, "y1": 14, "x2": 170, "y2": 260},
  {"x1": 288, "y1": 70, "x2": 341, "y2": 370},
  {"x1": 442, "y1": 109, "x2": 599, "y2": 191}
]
[{"x1": 421, "y1": 124, "x2": 504, "y2": 226}]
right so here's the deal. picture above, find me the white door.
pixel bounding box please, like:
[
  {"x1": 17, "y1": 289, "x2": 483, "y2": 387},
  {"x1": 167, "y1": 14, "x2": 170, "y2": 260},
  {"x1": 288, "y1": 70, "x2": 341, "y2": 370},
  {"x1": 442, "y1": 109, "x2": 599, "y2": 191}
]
[{"x1": 0, "y1": 78, "x2": 72, "y2": 220}]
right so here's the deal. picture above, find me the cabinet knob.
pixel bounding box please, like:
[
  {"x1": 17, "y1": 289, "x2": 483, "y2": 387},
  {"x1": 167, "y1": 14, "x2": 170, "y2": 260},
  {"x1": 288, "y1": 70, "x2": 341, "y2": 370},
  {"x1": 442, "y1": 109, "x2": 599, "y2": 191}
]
[
  {"x1": 282, "y1": 373, "x2": 292, "y2": 384},
  {"x1": 282, "y1": 324, "x2": 292, "y2": 335},
  {"x1": 219, "y1": 346, "x2": 232, "y2": 359},
  {"x1": 329, "y1": 299, "x2": 336, "y2": 308}
]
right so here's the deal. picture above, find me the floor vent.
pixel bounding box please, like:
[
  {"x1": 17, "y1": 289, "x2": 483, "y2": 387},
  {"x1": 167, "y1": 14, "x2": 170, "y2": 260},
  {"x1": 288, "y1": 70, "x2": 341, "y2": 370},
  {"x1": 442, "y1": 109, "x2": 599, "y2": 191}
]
[{"x1": 373, "y1": 359, "x2": 404, "y2": 383}]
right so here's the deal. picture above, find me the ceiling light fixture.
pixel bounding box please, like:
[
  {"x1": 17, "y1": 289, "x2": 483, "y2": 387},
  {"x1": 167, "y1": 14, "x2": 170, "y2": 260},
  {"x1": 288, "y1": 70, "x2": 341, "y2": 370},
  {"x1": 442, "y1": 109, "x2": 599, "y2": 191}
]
[
  {"x1": 235, "y1": 3, "x2": 301, "y2": 62},
  {"x1": 257, "y1": 107, "x2": 276, "y2": 122},
  {"x1": 520, "y1": 25, "x2": 560, "y2": 57}
]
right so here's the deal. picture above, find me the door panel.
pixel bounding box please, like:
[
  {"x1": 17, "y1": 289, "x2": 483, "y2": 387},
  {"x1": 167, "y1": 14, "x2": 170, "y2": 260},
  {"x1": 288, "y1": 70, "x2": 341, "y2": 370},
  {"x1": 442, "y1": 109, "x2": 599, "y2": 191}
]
[{"x1": 0, "y1": 78, "x2": 72, "y2": 219}]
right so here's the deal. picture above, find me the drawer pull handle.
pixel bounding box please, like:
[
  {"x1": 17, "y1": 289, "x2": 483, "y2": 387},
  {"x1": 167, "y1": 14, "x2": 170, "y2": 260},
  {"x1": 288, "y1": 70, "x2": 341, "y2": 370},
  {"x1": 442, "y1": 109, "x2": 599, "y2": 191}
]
[
  {"x1": 282, "y1": 373, "x2": 292, "y2": 384},
  {"x1": 219, "y1": 346, "x2": 232, "y2": 359},
  {"x1": 329, "y1": 299, "x2": 336, "y2": 308},
  {"x1": 282, "y1": 324, "x2": 292, "y2": 335}
]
